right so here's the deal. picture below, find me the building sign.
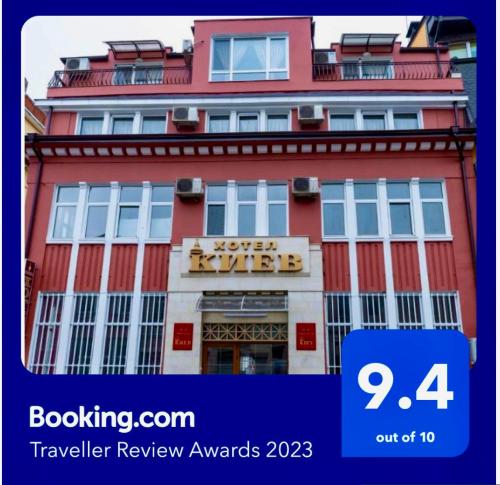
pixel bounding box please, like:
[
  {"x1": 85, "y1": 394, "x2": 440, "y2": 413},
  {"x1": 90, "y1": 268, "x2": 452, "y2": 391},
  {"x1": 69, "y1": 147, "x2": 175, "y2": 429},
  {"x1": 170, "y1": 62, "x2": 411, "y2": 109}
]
[
  {"x1": 173, "y1": 323, "x2": 194, "y2": 350},
  {"x1": 25, "y1": 260, "x2": 36, "y2": 314},
  {"x1": 296, "y1": 323, "x2": 316, "y2": 351},
  {"x1": 182, "y1": 237, "x2": 310, "y2": 275}
]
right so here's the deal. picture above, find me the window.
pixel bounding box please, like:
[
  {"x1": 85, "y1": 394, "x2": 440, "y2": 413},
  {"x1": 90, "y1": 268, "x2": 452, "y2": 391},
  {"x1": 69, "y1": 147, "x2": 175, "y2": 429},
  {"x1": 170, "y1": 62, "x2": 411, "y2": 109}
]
[
  {"x1": 330, "y1": 114, "x2": 356, "y2": 131},
  {"x1": 396, "y1": 293, "x2": 423, "y2": 329},
  {"x1": 80, "y1": 117, "x2": 103, "y2": 135},
  {"x1": 267, "y1": 114, "x2": 289, "y2": 132},
  {"x1": 431, "y1": 292, "x2": 461, "y2": 329},
  {"x1": 363, "y1": 113, "x2": 386, "y2": 130},
  {"x1": 85, "y1": 186, "x2": 110, "y2": 238},
  {"x1": 141, "y1": 116, "x2": 166, "y2": 134},
  {"x1": 149, "y1": 186, "x2": 174, "y2": 239},
  {"x1": 267, "y1": 184, "x2": 288, "y2": 236},
  {"x1": 237, "y1": 184, "x2": 257, "y2": 236},
  {"x1": 136, "y1": 293, "x2": 166, "y2": 374},
  {"x1": 52, "y1": 186, "x2": 79, "y2": 239},
  {"x1": 238, "y1": 113, "x2": 259, "y2": 132},
  {"x1": 114, "y1": 64, "x2": 163, "y2": 85},
  {"x1": 206, "y1": 185, "x2": 227, "y2": 236},
  {"x1": 322, "y1": 183, "x2": 345, "y2": 237},
  {"x1": 360, "y1": 293, "x2": 387, "y2": 328},
  {"x1": 325, "y1": 293, "x2": 351, "y2": 374},
  {"x1": 208, "y1": 115, "x2": 230, "y2": 133},
  {"x1": 101, "y1": 294, "x2": 132, "y2": 374},
  {"x1": 419, "y1": 181, "x2": 447, "y2": 235},
  {"x1": 29, "y1": 293, "x2": 64, "y2": 374},
  {"x1": 117, "y1": 186, "x2": 142, "y2": 237},
  {"x1": 387, "y1": 182, "x2": 413, "y2": 235},
  {"x1": 111, "y1": 117, "x2": 134, "y2": 135},
  {"x1": 343, "y1": 59, "x2": 392, "y2": 79},
  {"x1": 394, "y1": 113, "x2": 419, "y2": 130},
  {"x1": 66, "y1": 294, "x2": 98, "y2": 374},
  {"x1": 211, "y1": 35, "x2": 288, "y2": 81},
  {"x1": 448, "y1": 41, "x2": 477, "y2": 59},
  {"x1": 354, "y1": 183, "x2": 378, "y2": 236}
]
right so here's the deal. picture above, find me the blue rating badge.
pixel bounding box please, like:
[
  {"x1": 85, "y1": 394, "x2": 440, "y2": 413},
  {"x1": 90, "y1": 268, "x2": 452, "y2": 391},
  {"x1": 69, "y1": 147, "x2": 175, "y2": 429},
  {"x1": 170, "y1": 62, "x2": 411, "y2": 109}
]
[{"x1": 341, "y1": 330, "x2": 469, "y2": 457}]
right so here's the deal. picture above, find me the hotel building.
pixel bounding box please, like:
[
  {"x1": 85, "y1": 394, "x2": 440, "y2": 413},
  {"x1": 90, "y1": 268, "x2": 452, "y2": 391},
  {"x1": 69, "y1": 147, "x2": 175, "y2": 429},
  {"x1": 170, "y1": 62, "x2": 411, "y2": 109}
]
[{"x1": 25, "y1": 16, "x2": 476, "y2": 375}]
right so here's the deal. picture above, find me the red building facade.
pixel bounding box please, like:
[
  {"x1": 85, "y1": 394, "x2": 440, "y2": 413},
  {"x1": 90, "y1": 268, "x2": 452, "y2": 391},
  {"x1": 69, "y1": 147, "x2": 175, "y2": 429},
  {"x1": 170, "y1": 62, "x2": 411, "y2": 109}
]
[{"x1": 25, "y1": 17, "x2": 476, "y2": 375}]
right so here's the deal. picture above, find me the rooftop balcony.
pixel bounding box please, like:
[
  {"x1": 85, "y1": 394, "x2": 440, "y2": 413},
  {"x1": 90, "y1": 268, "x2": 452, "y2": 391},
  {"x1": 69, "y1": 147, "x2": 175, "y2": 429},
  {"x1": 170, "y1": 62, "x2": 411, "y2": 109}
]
[
  {"x1": 48, "y1": 65, "x2": 192, "y2": 88},
  {"x1": 312, "y1": 60, "x2": 457, "y2": 81}
]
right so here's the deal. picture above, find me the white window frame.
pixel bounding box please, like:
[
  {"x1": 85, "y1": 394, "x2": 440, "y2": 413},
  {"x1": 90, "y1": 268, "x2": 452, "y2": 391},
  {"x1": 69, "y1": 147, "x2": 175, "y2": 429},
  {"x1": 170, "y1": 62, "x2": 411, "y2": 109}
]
[
  {"x1": 361, "y1": 110, "x2": 388, "y2": 131},
  {"x1": 341, "y1": 57, "x2": 394, "y2": 80},
  {"x1": 115, "y1": 185, "x2": 143, "y2": 240},
  {"x1": 236, "y1": 182, "x2": 259, "y2": 236},
  {"x1": 113, "y1": 63, "x2": 164, "y2": 85},
  {"x1": 392, "y1": 111, "x2": 422, "y2": 130},
  {"x1": 265, "y1": 111, "x2": 291, "y2": 132},
  {"x1": 82, "y1": 185, "x2": 111, "y2": 240},
  {"x1": 210, "y1": 34, "x2": 289, "y2": 82},
  {"x1": 321, "y1": 182, "x2": 347, "y2": 240},
  {"x1": 266, "y1": 182, "x2": 289, "y2": 236},
  {"x1": 77, "y1": 115, "x2": 105, "y2": 135},
  {"x1": 419, "y1": 180, "x2": 452, "y2": 238},
  {"x1": 354, "y1": 182, "x2": 380, "y2": 238},
  {"x1": 204, "y1": 183, "x2": 228, "y2": 237},
  {"x1": 328, "y1": 111, "x2": 357, "y2": 131},
  {"x1": 360, "y1": 293, "x2": 388, "y2": 328},
  {"x1": 386, "y1": 181, "x2": 415, "y2": 237},
  {"x1": 140, "y1": 114, "x2": 167, "y2": 134},
  {"x1": 395, "y1": 292, "x2": 424, "y2": 328},
  {"x1": 147, "y1": 185, "x2": 174, "y2": 241},
  {"x1": 431, "y1": 292, "x2": 462, "y2": 330},
  {"x1": 237, "y1": 112, "x2": 260, "y2": 133},
  {"x1": 206, "y1": 112, "x2": 231, "y2": 133},
  {"x1": 324, "y1": 293, "x2": 352, "y2": 375},
  {"x1": 48, "y1": 185, "x2": 80, "y2": 241},
  {"x1": 110, "y1": 114, "x2": 135, "y2": 135}
]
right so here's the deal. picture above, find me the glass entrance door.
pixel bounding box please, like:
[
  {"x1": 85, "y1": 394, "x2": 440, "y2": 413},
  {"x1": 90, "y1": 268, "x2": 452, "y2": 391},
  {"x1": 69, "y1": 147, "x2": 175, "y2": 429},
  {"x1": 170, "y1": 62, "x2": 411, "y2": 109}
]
[{"x1": 203, "y1": 343, "x2": 288, "y2": 375}]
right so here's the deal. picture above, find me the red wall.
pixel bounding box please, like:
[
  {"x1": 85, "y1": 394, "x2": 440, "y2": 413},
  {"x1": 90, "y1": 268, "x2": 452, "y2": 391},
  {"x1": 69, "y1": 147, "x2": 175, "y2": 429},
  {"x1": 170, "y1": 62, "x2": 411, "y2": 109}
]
[
  {"x1": 108, "y1": 244, "x2": 137, "y2": 291},
  {"x1": 142, "y1": 244, "x2": 170, "y2": 291},
  {"x1": 39, "y1": 244, "x2": 71, "y2": 291},
  {"x1": 323, "y1": 243, "x2": 350, "y2": 291},
  {"x1": 357, "y1": 242, "x2": 385, "y2": 292},
  {"x1": 74, "y1": 244, "x2": 104, "y2": 292},
  {"x1": 391, "y1": 242, "x2": 421, "y2": 291}
]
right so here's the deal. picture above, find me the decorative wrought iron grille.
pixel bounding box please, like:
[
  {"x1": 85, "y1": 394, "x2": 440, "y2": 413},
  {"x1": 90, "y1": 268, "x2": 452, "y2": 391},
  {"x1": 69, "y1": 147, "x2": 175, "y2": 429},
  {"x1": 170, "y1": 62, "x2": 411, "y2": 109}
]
[{"x1": 202, "y1": 323, "x2": 288, "y2": 342}]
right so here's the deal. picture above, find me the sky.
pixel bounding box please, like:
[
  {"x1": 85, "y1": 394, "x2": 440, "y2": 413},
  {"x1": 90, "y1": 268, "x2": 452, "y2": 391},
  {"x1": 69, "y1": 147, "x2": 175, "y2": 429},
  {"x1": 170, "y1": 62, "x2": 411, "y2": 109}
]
[{"x1": 22, "y1": 15, "x2": 422, "y2": 100}]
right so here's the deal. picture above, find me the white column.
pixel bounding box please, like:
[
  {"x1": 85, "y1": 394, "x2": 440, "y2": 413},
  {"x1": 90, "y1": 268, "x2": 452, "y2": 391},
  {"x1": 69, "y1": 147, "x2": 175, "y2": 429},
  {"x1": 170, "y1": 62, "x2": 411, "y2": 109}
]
[
  {"x1": 54, "y1": 182, "x2": 88, "y2": 373},
  {"x1": 226, "y1": 180, "x2": 237, "y2": 236},
  {"x1": 90, "y1": 181, "x2": 120, "y2": 373},
  {"x1": 132, "y1": 111, "x2": 142, "y2": 134},
  {"x1": 411, "y1": 178, "x2": 433, "y2": 328},
  {"x1": 102, "y1": 111, "x2": 111, "y2": 134},
  {"x1": 386, "y1": 108, "x2": 395, "y2": 130},
  {"x1": 378, "y1": 179, "x2": 397, "y2": 328},
  {"x1": 345, "y1": 179, "x2": 361, "y2": 329},
  {"x1": 125, "y1": 181, "x2": 150, "y2": 373},
  {"x1": 256, "y1": 179, "x2": 267, "y2": 236}
]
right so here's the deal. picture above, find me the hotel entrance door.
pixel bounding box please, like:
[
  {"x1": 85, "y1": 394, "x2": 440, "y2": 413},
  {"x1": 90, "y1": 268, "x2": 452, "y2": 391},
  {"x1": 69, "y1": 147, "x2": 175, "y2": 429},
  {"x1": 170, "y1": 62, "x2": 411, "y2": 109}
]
[{"x1": 202, "y1": 342, "x2": 288, "y2": 375}]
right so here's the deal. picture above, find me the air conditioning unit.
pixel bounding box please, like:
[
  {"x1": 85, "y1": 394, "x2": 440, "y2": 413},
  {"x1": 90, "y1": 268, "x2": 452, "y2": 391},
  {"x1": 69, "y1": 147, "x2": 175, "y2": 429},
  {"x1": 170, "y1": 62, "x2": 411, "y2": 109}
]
[
  {"x1": 292, "y1": 177, "x2": 320, "y2": 197},
  {"x1": 172, "y1": 107, "x2": 199, "y2": 126},
  {"x1": 65, "y1": 57, "x2": 90, "y2": 70},
  {"x1": 313, "y1": 51, "x2": 336, "y2": 64},
  {"x1": 298, "y1": 105, "x2": 324, "y2": 125},
  {"x1": 176, "y1": 178, "x2": 203, "y2": 198},
  {"x1": 182, "y1": 39, "x2": 193, "y2": 53}
]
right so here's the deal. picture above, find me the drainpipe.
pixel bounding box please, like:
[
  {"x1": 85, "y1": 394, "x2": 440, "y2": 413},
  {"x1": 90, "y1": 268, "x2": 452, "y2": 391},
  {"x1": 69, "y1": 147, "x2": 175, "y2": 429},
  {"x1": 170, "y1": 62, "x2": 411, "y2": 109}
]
[
  {"x1": 25, "y1": 136, "x2": 44, "y2": 257},
  {"x1": 43, "y1": 106, "x2": 53, "y2": 135},
  {"x1": 452, "y1": 101, "x2": 460, "y2": 128},
  {"x1": 451, "y1": 127, "x2": 476, "y2": 280}
]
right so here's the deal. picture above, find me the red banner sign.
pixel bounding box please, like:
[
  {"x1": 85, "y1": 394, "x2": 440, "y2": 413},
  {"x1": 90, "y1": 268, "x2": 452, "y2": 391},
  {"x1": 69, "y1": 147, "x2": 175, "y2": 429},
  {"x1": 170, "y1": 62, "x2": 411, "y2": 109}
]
[
  {"x1": 296, "y1": 323, "x2": 316, "y2": 351},
  {"x1": 25, "y1": 260, "x2": 36, "y2": 314},
  {"x1": 173, "y1": 323, "x2": 194, "y2": 350}
]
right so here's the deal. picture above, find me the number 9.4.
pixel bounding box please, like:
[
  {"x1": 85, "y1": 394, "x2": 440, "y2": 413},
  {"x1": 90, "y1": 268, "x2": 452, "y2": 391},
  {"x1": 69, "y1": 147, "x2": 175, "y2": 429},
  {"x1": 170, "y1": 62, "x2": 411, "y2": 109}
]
[{"x1": 357, "y1": 363, "x2": 454, "y2": 410}]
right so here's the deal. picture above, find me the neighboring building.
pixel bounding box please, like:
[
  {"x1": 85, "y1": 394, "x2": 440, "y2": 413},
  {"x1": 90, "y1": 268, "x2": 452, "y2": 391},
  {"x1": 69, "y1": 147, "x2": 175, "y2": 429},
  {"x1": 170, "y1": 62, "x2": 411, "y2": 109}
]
[
  {"x1": 24, "y1": 90, "x2": 46, "y2": 183},
  {"x1": 25, "y1": 17, "x2": 476, "y2": 375},
  {"x1": 407, "y1": 16, "x2": 476, "y2": 122}
]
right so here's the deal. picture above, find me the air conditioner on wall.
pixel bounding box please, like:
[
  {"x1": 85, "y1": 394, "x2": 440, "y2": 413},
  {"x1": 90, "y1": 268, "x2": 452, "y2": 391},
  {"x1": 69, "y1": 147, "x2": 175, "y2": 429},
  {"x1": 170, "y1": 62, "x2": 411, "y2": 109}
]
[
  {"x1": 313, "y1": 51, "x2": 336, "y2": 64},
  {"x1": 172, "y1": 107, "x2": 199, "y2": 126},
  {"x1": 176, "y1": 178, "x2": 204, "y2": 198},
  {"x1": 298, "y1": 105, "x2": 324, "y2": 125},
  {"x1": 292, "y1": 177, "x2": 320, "y2": 197},
  {"x1": 65, "y1": 58, "x2": 90, "y2": 70}
]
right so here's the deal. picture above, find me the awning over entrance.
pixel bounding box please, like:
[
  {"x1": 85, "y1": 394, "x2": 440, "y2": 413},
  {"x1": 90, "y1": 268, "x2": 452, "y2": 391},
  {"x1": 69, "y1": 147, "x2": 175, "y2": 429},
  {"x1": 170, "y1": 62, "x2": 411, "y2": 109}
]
[{"x1": 196, "y1": 295, "x2": 288, "y2": 313}]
